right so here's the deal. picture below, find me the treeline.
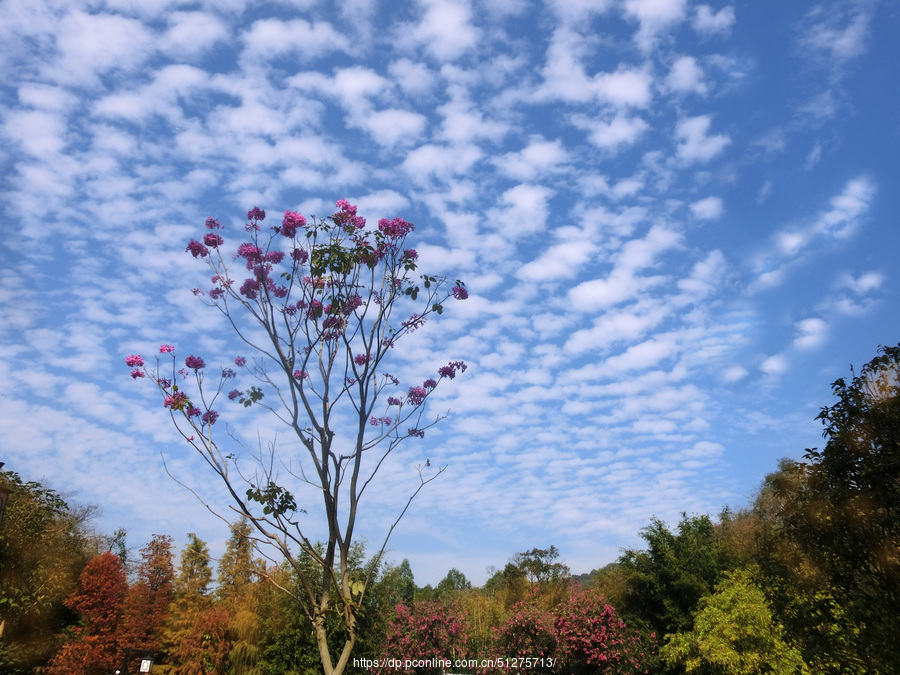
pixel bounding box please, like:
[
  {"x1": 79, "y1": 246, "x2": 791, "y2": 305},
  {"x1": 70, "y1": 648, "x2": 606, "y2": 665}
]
[{"x1": 1, "y1": 344, "x2": 898, "y2": 674}]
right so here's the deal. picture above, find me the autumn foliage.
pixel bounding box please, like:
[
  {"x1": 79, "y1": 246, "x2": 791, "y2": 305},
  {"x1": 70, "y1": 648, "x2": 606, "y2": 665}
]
[{"x1": 46, "y1": 552, "x2": 127, "y2": 675}]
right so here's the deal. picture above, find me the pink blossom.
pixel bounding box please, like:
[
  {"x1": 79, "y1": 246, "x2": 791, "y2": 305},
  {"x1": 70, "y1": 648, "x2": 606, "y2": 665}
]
[
  {"x1": 130, "y1": 369, "x2": 145, "y2": 379},
  {"x1": 407, "y1": 386, "x2": 427, "y2": 406},
  {"x1": 452, "y1": 285, "x2": 468, "y2": 300},
  {"x1": 378, "y1": 217, "x2": 414, "y2": 238},
  {"x1": 184, "y1": 355, "x2": 205, "y2": 370},
  {"x1": 159, "y1": 345, "x2": 175, "y2": 353},
  {"x1": 186, "y1": 239, "x2": 209, "y2": 258},
  {"x1": 203, "y1": 233, "x2": 223, "y2": 248},
  {"x1": 125, "y1": 354, "x2": 144, "y2": 367},
  {"x1": 281, "y1": 210, "x2": 306, "y2": 237},
  {"x1": 247, "y1": 206, "x2": 266, "y2": 221},
  {"x1": 235, "y1": 356, "x2": 247, "y2": 367}
]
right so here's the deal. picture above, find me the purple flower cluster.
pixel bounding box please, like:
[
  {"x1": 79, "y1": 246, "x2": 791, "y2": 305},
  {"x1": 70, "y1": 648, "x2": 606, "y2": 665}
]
[
  {"x1": 184, "y1": 355, "x2": 205, "y2": 370},
  {"x1": 202, "y1": 410, "x2": 219, "y2": 425},
  {"x1": 164, "y1": 392, "x2": 189, "y2": 410},
  {"x1": 378, "y1": 217, "x2": 415, "y2": 238},
  {"x1": 293, "y1": 369, "x2": 309, "y2": 380},
  {"x1": 333, "y1": 200, "x2": 366, "y2": 229},
  {"x1": 205, "y1": 217, "x2": 221, "y2": 230},
  {"x1": 438, "y1": 361, "x2": 467, "y2": 379},
  {"x1": 407, "y1": 386, "x2": 427, "y2": 406},
  {"x1": 235, "y1": 356, "x2": 247, "y2": 367},
  {"x1": 387, "y1": 396, "x2": 402, "y2": 406},
  {"x1": 247, "y1": 207, "x2": 266, "y2": 222},
  {"x1": 186, "y1": 239, "x2": 209, "y2": 258},
  {"x1": 452, "y1": 285, "x2": 468, "y2": 300},
  {"x1": 402, "y1": 314, "x2": 426, "y2": 332},
  {"x1": 369, "y1": 416, "x2": 392, "y2": 426},
  {"x1": 280, "y1": 210, "x2": 306, "y2": 237},
  {"x1": 228, "y1": 389, "x2": 243, "y2": 400},
  {"x1": 353, "y1": 354, "x2": 370, "y2": 366},
  {"x1": 407, "y1": 428, "x2": 425, "y2": 438},
  {"x1": 203, "y1": 233, "x2": 223, "y2": 248}
]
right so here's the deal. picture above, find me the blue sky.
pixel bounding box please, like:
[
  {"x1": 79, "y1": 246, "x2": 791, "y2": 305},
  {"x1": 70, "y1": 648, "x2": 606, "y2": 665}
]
[{"x1": 1, "y1": 0, "x2": 897, "y2": 586}]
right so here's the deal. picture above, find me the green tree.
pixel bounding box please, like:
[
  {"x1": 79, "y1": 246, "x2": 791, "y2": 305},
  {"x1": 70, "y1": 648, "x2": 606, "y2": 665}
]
[
  {"x1": 618, "y1": 514, "x2": 737, "y2": 639},
  {"x1": 0, "y1": 470, "x2": 94, "y2": 673},
  {"x1": 217, "y1": 519, "x2": 264, "y2": 675},
  {"x1": 660, "y1": 568, "x2": 807, "y2": 674},
  {"x1": 378, "y1": 559, "x2": 416, "y2": 605},
  {"x1": 163, "y1": 533, "x2": 223, "y2": 674},
  {"x1": 762, "y1": 344, "x2": 900, "y2": 671},
  {"x1": 436, "y1": 568, "x2": 471, "y2": 598},
  {"x1": 512, "y1": 546, "x2": 570, "y2": 586}
]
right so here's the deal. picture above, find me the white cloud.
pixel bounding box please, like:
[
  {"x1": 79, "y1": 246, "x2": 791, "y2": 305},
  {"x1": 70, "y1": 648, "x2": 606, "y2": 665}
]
[
  {"x1": 813, "y1": 175, "x2": 875, "y2": 239},
  {"x1": 487, "y1": 184, "x2": 554, "y2": 239},
  {"x1": 407, "y1": 0, "x2": 480, "y2": 61},
  {"x1": 437, "y1": 89, "x2": 510, "y2": 144},
  {"x1": 665, "y1": 56, "x2": 708, "y2": 95},
  {"x1": 359, "y1": 109, "x2": 428, "y2": 147},
  {"x1": 800, "y1": 3, "x2": 871, "y2": 63},
  {"x1": 793, "y1": 318, "x2": 827, "y2": 350},
  {"x1": 568, "y1": 225, "x2": 681, "y2": 311},
  {"x1": 582, "y1": 114, "x2": 650, "y2": 151},
  {"x1": 623, "y1": 0, "x2": 688, "y2": 51},
  {"x1": 761, "y1": 353, "x2": 788, "y2": 376},
  {"x1": 160, "y1": 11, "x2": 229, "y2": 59},
  {"x1": 841, "y1": 271, "x2": 884, "y2": 295},
  {"x1": 689, "y1": 196, "x2": 723, "y2": 220},
  {"x1": 692, "y1": 5, "x2": 736, "y2": 38},
  {"x1": 675, "y1": 115, "x2": 731, "y2": 164},
  {"x1": 388, "y1": 59, "x2": 436, "y2": 96},
  {"x1": 48, "y1": 11, "x2": 155, "y2": 86},
  {"x1": 537, "y1": 30, "x2": 652, "y2": 107},
  {"x1": 241, "y1": 18, "x2": 347, "y2": 62},
  {"x1": 402, "y1": 143, "x2": 483, "y2": 184},
  {"x1": 493, "y1": 137, "x2": 569, "y2": 181},
  {"x1": 677, "y1": 250, "x2": 727, "y2": 299}
]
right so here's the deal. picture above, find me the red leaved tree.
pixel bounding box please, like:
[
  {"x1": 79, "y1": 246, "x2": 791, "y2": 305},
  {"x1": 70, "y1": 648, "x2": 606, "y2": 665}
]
[
  {"x1": 119, "y1": 535, "x2": 175, "y2": 662},
  {"x1": 46, "y1": 552, "x2": 127, "y2": 675}
]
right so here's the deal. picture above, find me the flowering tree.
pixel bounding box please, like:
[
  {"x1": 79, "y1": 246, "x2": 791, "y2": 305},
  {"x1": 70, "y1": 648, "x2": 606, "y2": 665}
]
[{"x1": 127, "y1": 201, "x2": 467, "y2": 675}]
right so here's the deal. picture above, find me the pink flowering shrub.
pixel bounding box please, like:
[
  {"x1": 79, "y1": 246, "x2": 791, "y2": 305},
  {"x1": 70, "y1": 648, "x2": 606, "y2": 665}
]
[
  {"x1": 554, "y1": 588, "x2": 656, "y2": 674},
  {"x1": 480, "y1": 589, "x2": 655, "y2": 675},
  {"x1": 487, "y1": 596, "x2": 558, "y2": 674},
  {"x1": 376, "y1": 601, "x2": 468, "y2": 675}
]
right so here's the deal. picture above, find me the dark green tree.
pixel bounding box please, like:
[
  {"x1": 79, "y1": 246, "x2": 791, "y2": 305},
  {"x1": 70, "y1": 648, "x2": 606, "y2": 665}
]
[
  {"x1": 618, "y1": 514, "x2": 737, "y2": 640},
  {"x1": 436, "y1": 568, "x2": 471, "y2": 598},
  {"x1": 0, "y1": 470, "x2": 94, "y2": 673},
  {"x1": 767, "y1": 344, "x2": 900, "y2": 671}
]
